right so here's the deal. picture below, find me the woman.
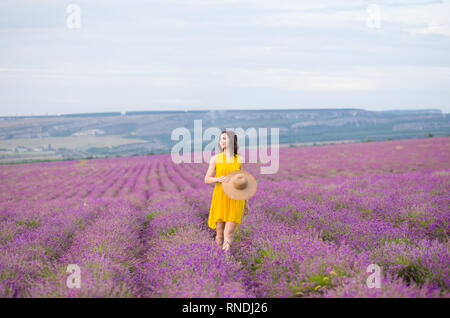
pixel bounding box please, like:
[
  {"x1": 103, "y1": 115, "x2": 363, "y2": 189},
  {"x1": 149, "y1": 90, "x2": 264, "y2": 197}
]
[{"x1": 204, "y1": 130, "x2": 250, "y2": 253}]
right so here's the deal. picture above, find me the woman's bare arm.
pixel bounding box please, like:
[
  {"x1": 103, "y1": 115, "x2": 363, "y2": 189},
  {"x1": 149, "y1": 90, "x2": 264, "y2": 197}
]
[{"x1": 204, "y1": 155, "x2": 218, "y2": 185}]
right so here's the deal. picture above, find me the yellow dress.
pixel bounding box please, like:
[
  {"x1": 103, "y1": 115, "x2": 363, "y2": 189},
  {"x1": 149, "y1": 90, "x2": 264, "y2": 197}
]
[{"x1": 208, "y1": 152, "x2": 246, "y2": 233}]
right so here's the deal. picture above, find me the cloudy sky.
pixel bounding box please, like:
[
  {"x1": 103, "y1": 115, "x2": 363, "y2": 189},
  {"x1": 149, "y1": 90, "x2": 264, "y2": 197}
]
[{"x1": 0, "y1": 0, "x2": 449, "y2": 116}]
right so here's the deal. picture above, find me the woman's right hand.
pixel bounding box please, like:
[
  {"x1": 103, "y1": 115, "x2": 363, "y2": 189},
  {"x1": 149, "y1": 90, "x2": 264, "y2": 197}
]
[{"x1": 216, "y1": 176, "x2": 229, "y2": 183}]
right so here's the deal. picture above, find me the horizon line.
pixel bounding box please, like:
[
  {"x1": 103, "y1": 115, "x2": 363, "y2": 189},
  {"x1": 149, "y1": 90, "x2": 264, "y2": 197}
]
[{"x1": 0, "y1": 107, "x2": 446, "y2": 118}]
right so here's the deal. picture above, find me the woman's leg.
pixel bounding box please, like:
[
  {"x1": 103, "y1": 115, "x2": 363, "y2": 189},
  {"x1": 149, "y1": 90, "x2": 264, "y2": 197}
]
[
  {"x1": 215, "y1": 222, "x2": 225, "y2": 248},
  {"x1": 223, "y1": 221, "x2": 238, "y2": 252}
]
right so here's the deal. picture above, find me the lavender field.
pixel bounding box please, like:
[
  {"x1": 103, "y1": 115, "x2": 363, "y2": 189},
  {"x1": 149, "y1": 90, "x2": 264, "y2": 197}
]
[{"x1": 0, "y1": 137, "x2": 449, "y2": 298}]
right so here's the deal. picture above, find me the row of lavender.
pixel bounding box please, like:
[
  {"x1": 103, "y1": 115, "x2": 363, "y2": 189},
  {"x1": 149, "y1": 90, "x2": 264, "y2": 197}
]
[
  {"x1": 0, "y1": 197, "x2": 149, "y2": 296},
  {"x1": 130, "y1": 195, "x2": 254, "y2": 297},
  {"x1": 0, "y1": 157, "x2": 198, "y2": 204}
]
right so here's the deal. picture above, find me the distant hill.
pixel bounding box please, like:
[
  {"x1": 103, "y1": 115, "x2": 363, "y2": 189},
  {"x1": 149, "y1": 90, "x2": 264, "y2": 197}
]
[{"x1": 0, "y1": 108, "x2": 448, "y2": 164}]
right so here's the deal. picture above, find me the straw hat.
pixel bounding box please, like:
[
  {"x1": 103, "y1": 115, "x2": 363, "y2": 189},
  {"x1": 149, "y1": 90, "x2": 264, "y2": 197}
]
[{"x1": 222, "y1": 170, "x2": 257, "y2": 200}]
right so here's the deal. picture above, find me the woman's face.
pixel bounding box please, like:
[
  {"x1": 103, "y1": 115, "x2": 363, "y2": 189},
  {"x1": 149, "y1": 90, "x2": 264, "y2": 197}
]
[{"x1": 220, "y1": 133, "x2": 230, "y2": 150}]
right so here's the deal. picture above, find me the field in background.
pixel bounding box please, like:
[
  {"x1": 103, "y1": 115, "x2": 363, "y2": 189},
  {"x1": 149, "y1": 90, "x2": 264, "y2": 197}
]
[
  {"x1": 0, "y1": 135, "x2": 149, "y2": 164},
  {"x1": 0, "y1": 136, "x2": 448, "y2": 297},
  {"x1": 0, "y1": 135, "x2": 149, "y2": 150}
]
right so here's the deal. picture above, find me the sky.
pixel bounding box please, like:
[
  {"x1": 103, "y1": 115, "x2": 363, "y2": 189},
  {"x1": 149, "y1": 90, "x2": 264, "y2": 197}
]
[{"x1": 0, "y1": 0, "x2": 449, "y2": 116}]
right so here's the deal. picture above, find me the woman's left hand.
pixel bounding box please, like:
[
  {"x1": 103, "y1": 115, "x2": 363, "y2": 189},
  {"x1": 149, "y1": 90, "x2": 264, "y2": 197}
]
[{"x1": 244, "y1": 205, "x2": 250, "y2": 216}]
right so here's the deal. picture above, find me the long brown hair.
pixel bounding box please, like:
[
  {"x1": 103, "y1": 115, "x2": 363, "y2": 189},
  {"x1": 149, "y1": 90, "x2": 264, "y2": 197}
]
[{"x1": 218, "y1": 130, "x2": 238, "y2": 156}]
